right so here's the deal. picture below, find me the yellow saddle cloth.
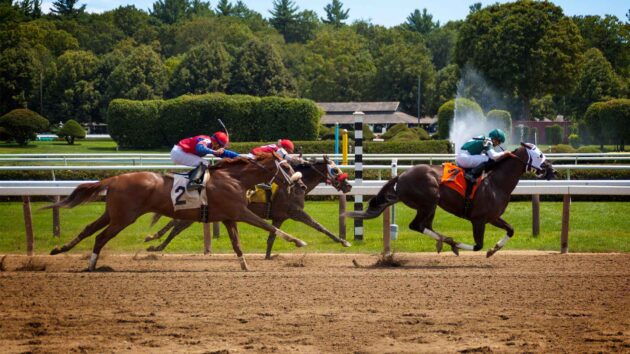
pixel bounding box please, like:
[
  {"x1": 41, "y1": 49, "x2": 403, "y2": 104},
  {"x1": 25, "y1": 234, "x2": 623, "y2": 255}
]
[{"x1": 247, "y1": 183, "x2": 279, "y2": 203}]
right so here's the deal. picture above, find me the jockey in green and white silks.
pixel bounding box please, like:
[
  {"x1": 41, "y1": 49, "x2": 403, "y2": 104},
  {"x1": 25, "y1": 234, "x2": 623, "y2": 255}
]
[{"x1": 456, "y1": 129, "x2": 508, "y2": 181}]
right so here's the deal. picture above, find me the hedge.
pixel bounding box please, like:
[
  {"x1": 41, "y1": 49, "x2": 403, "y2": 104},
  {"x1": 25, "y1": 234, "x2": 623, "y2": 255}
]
[
  {"x1": 108, "y1": 93, "x2": 321, "y2": 149},
  {"x1": 437, "y1": 98, "x2": 484, "y2": 139},
  {"x1": 545, "y1": 124, "x2": 563, "y2": 145},
  {"x1": 227, "y1": 139, "x2": 453, "y2": 154}
]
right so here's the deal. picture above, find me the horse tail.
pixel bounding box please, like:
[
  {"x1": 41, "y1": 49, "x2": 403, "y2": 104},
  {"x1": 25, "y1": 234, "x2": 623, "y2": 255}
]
[
  {"x1": 149, "y1": 213, "x2": 162, "y2": 228},
  {"x1": 345, "y1": 176, "x2": 399, "y2": 220},
  {"x1": 41, "y1": 179, "x2": 111, "y2": 210}
]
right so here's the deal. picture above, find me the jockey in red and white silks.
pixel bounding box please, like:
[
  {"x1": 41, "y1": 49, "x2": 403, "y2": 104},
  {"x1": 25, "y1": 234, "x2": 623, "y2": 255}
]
[
  {"x1": 170, "y1": 131, "x2": 239, "y2": 167},
  {"x1": 248, "y1": 139, "x2": 295, "y2": 160}
]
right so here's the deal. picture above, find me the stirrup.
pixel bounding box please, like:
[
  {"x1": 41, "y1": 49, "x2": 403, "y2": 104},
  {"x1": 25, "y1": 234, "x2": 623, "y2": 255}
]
[
  {"x1": 465, "y1": 172, "x2": 476, "y2": 183},
  {"x1": 257, "y1": 183, "x2": 272, "y2": 190},
  {"x1": 186, "y1": 180, "x2": 204, "y2": 191}
]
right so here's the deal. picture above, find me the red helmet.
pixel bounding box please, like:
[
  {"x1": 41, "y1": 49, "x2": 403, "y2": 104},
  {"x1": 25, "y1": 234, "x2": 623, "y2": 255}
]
[
  {"x1": 211, "y1": 131, "x2": 229, "y2": 147},
  {"x1": 278, "y1": 139, "x2": 294, "y2": 153}
]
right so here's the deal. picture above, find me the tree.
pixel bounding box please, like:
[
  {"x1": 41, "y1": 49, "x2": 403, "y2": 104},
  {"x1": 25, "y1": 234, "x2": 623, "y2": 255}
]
[
  {"x1": 111, "y1": 5, "x2": 152, "y2": 37},
  {"x1": 228, "y1": 40, "x2": 296, "y2": 97},
  {"x1": 456, "y1": 1, "x2": 583, "y2": 120},
  {"x1": 426, "y1": 22, "x2": 459, "y2": 70},
  {"x1": 150, "y1": 0, "x2": 190, "y2": 24},
  {"x1": 57, "y1": 118, "x2": 86, "y2": 144},
  {"x1": 106, "y1": 45, "x2": 168, "y2": 100},
  {"x1": 169, "y1": 41, "x2": 232, "y2": 97},
  {"x1": 599, "y1": 99, "x2": 630, "y2": 151},
  {"x1": 435, "y1": 64, "x2": 460, "y2": 107},
  {"x1": 0, "y1": 108, "x2": 49, "y2": 145},
  {"x1": 269, "y1": 0, "x2": 298, "y2": 41},
  {"x1": 405, "y1": 8, "x2": 438, "y2": 34},
  {"x1": 437, "y1": 98, "x2": 483, "y2": 139},
  {"x1": 0, "y1": 44, "x2": 39, "y2": 113},
  {"x1": 51, "y1": 0, "x2": 85, "y2": 17},
  {"x1": 568, "y1": 48, "x2": 622, "y2": 117},
  {"x1": 216, "y1": 0, "x2": 233, "y2": 16},
  {"x1": 322, "y1": 0, "x2": 349, "y2": 27},
  {"x1": 572, "y1": 15, "x2": 630, "y2": 76}
]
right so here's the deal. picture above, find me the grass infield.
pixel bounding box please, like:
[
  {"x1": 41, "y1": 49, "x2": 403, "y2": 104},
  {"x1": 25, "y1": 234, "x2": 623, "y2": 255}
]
[{"x1": 1, "y1": 201, "x2": 628, "y2": 254}]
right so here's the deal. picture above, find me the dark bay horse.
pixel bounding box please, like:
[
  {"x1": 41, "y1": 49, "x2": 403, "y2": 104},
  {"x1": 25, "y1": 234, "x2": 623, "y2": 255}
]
[
  {"x1": 144, "y1": 156, "x2": 353, "y2": 259},
  {"x1": 45, "y1": 153, "x2": 308, "y2": 271},
  {"x1": 347, "y1": 143, "x2": 556, "y2": 256}
]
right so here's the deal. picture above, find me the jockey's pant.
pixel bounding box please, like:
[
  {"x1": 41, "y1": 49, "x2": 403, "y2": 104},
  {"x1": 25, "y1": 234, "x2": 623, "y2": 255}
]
[
  {"x1": 456, "y1": 149, "x2": 489, "y2": 169},
  {"x1": 170, "y1": 145, "x2": 209, "y2": 167}
]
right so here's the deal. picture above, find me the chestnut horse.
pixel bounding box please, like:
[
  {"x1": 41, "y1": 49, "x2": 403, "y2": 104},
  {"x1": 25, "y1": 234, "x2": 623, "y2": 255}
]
[
  {"x1": 144, "y1": 156, "x2": 353, "y2": 259},
  {"x1": 347, "y1": 143, "x2": 556, "y2": 256},
  {"x1": 45, "y1": 153, "x2": 307, "y2": 271}
]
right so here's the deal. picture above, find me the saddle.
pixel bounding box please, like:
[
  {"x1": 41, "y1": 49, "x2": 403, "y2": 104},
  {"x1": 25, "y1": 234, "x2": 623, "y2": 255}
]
[
  {"x1": 441, "y1": 163, "x2": 481, "y2": 198},
  {"x1": 247, "y1": 183, "x2": 279, "y2": 218}
]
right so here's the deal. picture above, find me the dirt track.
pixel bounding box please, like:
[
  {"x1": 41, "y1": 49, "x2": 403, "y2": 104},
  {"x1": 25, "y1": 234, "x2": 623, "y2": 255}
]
[{"x1": 0, "y1": 252, "x2": 628, "y2": 353}]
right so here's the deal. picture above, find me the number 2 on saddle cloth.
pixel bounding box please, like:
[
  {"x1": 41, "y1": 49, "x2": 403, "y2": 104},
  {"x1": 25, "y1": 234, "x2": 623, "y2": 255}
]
[{"x1": 440, "y1": 162, "x2": 481, "y2": 200}]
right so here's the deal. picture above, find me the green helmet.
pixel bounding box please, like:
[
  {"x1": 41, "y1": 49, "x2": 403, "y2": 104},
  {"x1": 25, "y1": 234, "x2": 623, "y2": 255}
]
[{"x1": 488, "y1": 128, "x2": 506, "y2": 143}]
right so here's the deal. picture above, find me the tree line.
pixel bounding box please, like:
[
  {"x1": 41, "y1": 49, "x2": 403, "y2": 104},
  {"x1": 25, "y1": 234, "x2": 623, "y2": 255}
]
[{"x1": 0, "y1": 0, "x2": 628, "y2": 128}]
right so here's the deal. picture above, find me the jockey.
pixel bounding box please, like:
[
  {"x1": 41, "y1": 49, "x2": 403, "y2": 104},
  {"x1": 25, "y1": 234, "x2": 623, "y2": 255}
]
[
  {"x1": 171, "y1": 132, "x2": 240, "y2": 190},
  {"x1": 456, "y1": 128, "x2": 508, "y2": 182},
  {"x1": 249, "y1": 139, "x2": 296, "y2": 160}
]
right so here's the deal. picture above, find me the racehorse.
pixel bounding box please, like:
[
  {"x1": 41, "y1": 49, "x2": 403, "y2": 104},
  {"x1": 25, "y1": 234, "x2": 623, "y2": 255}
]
[
  {"x1": 44, "y1": 153, "x2": 307, "y2": 271},
  {"x1": 346, "y1": 143, "x2": 556, "y2": 256},
  {"x1": 144, "y1": 156, "x2": 353, "y2": 259}
]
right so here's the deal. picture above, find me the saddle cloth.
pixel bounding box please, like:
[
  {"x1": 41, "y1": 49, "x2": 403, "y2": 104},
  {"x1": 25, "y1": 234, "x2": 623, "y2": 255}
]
[
  {"x1": 170, "y1": 170, "x2": 209, "y2": 211},
  {"x1": 440, "y1": 162, "x2": 481, "y2": 199},
  {"x1": 247, "y1": 183, "x2": 279, "y2": 204}
]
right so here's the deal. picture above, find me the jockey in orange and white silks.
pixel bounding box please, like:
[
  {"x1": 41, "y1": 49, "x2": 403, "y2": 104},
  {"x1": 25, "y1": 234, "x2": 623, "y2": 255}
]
[{"x1": 171, "y1": 132, "x2": 239, "y2": 167}]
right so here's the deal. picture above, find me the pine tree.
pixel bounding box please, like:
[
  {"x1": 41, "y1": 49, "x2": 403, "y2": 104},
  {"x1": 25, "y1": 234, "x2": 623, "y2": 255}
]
[
  {"x1": 269, "y1": 0, "x2": 298, "y2": 40},
  {"x1": 322, "y1": 0, "x2": 349, "y2": 27},
  {"x1": 51, "y1": 0, "x2": 86, "y2": 17},
  {"x1": 216, "y1": 0, "x2": 233, "y2": 16}
]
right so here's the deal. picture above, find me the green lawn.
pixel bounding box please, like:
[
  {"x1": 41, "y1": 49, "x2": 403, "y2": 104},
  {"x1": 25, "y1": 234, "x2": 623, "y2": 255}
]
[
  {"x1": 1, "y1": 201, "x2": 628, "y2": 254},
  {"x1": 0, "y1": 140, "x2": 168, "y2": 154}
]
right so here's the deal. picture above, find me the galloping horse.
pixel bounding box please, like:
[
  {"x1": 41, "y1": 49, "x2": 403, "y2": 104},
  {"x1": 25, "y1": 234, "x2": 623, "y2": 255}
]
[
  {"x1": 347, "y1": 143, "x2": 556, "y2": 256},
  {"x1": 144, "y1": 156, "x2": 353, "y2": 259},
  {"x1": 45, "y1": 153, "x2": 307, "y2": 271}
]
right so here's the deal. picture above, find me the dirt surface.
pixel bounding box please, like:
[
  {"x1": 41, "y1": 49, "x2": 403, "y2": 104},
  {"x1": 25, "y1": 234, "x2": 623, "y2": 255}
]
[{"x1": 0, "y1": 251, "x2": 628, "y2": 353}]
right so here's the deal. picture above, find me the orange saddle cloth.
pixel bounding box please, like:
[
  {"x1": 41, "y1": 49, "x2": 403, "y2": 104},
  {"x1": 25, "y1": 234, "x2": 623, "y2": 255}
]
[{"x1": 440, "y1": 162, "x2": 480, "y2": 199}]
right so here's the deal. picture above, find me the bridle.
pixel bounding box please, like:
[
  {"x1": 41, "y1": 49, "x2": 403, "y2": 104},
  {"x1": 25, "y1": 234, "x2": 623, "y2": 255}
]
[{"x1": 307, "y1": 161, "x2": 347, "y2": 189}]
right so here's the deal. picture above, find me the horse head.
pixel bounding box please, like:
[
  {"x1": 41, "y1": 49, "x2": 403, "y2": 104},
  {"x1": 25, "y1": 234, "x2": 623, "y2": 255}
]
[
  {"x1": 322, "y1": 155, "x2": 352, "y2": 193},
  {"x1": 515, "y1": 143, "x2": 557, "y2": 180}
]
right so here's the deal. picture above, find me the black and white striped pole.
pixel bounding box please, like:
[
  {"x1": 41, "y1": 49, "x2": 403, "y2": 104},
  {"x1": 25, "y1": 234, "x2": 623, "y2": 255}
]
[{"x1": 353, "y1": 111, "x2": 364, "y2": 240}]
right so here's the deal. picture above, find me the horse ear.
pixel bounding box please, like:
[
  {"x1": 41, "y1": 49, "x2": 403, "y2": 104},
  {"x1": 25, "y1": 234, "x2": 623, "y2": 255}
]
[
  {"x1": 520, "y1": 142, "x2": 526, "y2": 147},
  {"x1": 323, "y1": 155, "x2": 329, "y2": 163}
]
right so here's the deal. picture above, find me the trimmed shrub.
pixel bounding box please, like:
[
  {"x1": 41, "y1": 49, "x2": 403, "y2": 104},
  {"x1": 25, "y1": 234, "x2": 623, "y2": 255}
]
[
  {"x1": 486, "y1": 109, "x2": 512, "y2": 142},
  {"x1": 57, "y1": 119, "x2": 86, "y2": 145},
  {"x1": 226, "y1": 139, "x2": 453, "y2": 154},
  {"x1": 0, "y1": 109, "x2": 49, "y2": 146},
  {"x1": 437, "y1": 98, "x2": 484, "y2": 139},
  {"x1": 576, "y1": 146, "x2": 601, "y2": 153},
  {"x1": 599, "y1": 98, "x2": 630, "y2": 151},
  {"x1": 584, "y1": 101, "x2": 606, "y2": 146},
  {"x1": 545, "y1": 124, "x2": 563, "y2": 145},
  {"x1": 391, "y1": 131, "x2": 419, "y2": 141},
  {"x1": 548, "y1": 144, "x2": 576, "y2": 153},
  {"x1": 319, "y1": 125, "x2": 335, "y2": 140},
  {"x1": 412, "y1": 127, "x2": 430, "y2": 140},
  {"x1": 381, "y1": 123, "x2": 409, "y2": 140},
  {"x1": 568, "y1": 134, "x2": 580, "y2": 148},
  {"x1": 362, "y1": 125, "x2": 375, "y2": 141}
]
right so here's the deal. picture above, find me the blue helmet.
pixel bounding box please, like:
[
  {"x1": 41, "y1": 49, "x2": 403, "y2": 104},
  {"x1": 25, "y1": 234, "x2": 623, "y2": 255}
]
[{"x1": 489, "y1": 128, "x2": 506, "y2": 143}]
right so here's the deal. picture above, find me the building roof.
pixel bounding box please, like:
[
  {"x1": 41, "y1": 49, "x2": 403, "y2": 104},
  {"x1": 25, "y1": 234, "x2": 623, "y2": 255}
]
[
  {"x1": 320, "y1": 111, "x2": 421, "y2": 125},
  {"x1": 317, "y1": 102, "x2": 400, "y2": 113}
]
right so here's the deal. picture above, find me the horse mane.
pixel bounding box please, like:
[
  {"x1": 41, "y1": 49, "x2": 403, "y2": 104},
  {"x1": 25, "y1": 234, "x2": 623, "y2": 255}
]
[{"x1": 208, "y1": 152, "x2": 274, "y2": 170}]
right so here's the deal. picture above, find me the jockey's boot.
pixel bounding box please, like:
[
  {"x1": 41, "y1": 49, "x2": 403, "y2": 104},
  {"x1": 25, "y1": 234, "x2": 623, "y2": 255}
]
[
  {"x1": 465, "y1": 160, "x2": 493, "y2": 183},
  {"x1": 187, "y1": 163, "x2": 207, "y2": 191}
]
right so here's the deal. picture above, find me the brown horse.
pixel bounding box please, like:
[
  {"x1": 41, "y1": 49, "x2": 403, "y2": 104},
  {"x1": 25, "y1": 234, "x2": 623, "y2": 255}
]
[
  {"x1": 45, "y1": 153, "x2": 308, "y2": 271},
  {"x1": 144, "y1": 156, "x2": 353, "y2": 259},
  {"x1": 347, "y1": 143, "x2": 556, "y2": 256}
]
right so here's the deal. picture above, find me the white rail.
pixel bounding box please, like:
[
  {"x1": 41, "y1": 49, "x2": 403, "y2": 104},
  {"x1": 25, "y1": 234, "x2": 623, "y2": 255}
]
[{"x1": 2, "y1": 180, "x2": 630, "y2": 196}]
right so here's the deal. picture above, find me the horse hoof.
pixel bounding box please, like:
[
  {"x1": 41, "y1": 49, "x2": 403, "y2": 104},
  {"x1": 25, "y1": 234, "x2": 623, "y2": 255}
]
[
  {"x1": 144, "y1": 236, "x2": 154, "y2": 242},
  {"x1": 146, "y1": 246, "x2": 158, "y2": 252},
  {"x1": 486, "y1": 249, "x2": 496, "y2": 258},
  {"x1": 451, "y1": 245, "x2": 459, "y2": 256},
  {"x1": 341, "y1": 240, "x2": 352, "y2": 247},
  {"x1": 50, "y1": 247, "x2": 62, "y2": 255},
  {"x1": 295, "y1": 240, "x2": 308, "y2": 248},
  {"x1": 435, "y1": 239, "x2": 443, "y2": 254}
]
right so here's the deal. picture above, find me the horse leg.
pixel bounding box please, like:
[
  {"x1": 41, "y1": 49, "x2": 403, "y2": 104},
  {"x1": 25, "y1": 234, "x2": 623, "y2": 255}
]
[
  {"x1": 50, "y1": 212, "x2": 110, "y2": 255},
  {"x1": 486, "y1": 217, "x2": 514, "y2": 258},
  {"x1": 288, "y1": 208, "x2": 352, "y2": 247},
  {"x1": 146, "y1": 220, "x2": 194, "y2": 252},
  {"x1": 144, "y1": 218, "x2": 177, "y2": 242},
  {"x1": 265, "y1": 219, "x2": 284, "y2": 260},
  {"x1": 238, "y1": 208, "x2": 307, "y2": 248},
  {"x1": 408, "y1": 208, "x2": 460, "y2": 255},
  {"x1": 452, "y1": 221, "x2": 486, "y2": 252},
  {"x1": 223, "y1": 220, "x2": 248, "y2": 271},
  {"x1": 87, "y1": 222, "x2": 130, "y2": 271}
]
